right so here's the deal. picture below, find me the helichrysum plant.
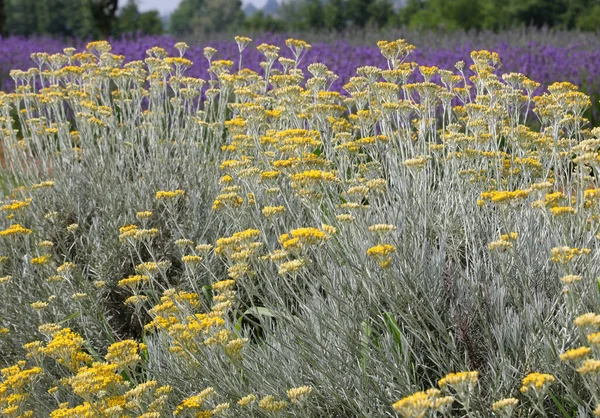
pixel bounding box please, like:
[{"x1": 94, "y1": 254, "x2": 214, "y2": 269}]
[{"x1": 1, "y1": 36, "x2": 600, "y2": 417}]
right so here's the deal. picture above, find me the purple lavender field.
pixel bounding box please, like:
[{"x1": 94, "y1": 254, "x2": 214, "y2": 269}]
[{"x1": 3, "y1": 30, "x2": 600, "y2": 106}]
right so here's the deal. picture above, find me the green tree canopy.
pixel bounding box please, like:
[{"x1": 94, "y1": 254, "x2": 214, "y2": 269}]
[
  {"x1": 280, "y1": 0, "x2": 394, "y2": 31},
  {"x1": 170, "y1": 0, "x2": 244, "y2": 35},
  {"x1": 4, "y1": 0, "x2": 120, "y2": 37},
  {"x1": 398, "y1": 0, "x2": 600, "y2": 31},
  {"x1": 116, "y1": 0, "x2": 163, "y2": 35}
]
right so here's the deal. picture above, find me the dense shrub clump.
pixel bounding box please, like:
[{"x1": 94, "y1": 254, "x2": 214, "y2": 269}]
[{"x1": 1, "y1": 36, "x2": 600, "y2": 417}]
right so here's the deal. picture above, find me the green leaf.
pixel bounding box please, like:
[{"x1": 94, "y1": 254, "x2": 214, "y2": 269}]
[
  {"x1": 383, "y1": 311, "x2": 403, "y2": 353},
  {"x1": 549, "y1": 392, "x2": 574, "y2": 418},
  {"x1": 57, "y1": 311, "x2": 81, "y2": 324},
  {"x1": 243, "y1": 307, "x2": 275, "y2": 317},
  {"x1": 202, "y1": 285, "x2": 213, "y2": 305}
]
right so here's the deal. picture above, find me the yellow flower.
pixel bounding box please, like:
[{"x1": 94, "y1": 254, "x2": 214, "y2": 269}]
[
  {"x1": 291, "y1": 170, "x2": 339, "y2": 188},
  {"x1": 0, "y1": 224, "x2": 32, "y2": 237},
  {"x1": 560, "y1": 346, "x2": 591, "y2": 362},
  {"x1": 235, "y1": 36, "x2": 252, "y2": 50},
  {"x1": 135, "y1": 261, "x2": 171, "y2": 275},
  {"x1": 237, "y1": 394, "x2": 256, "y2": 406},
  {"x1": 290, "y1": 227, "x2": 327, "y2": 245},
  {"x1": 492, "y1": 398, "x2": 518, "y2": 415},
  {"x1": 68, "y1": 362, "x2": 125, "y2": 398},
  {"x1": 136, "y1": 211, "x2": 153, "y2": 219},
  {"x1": 520, "y1": 372, "x2": 555, "y2": 394},
  {"x1": 574, "y1": 313, "x2": 600, "y2": 328},
  {"x1": 174, "y1": 388, "x2": 215, "y2": 415},
  {"x1": 321, "y1": 223, "x2": 337, "y2": 235},
  {"x1": 479, "y1": 189, "x2": 528, "y2": 204},
  {"x1": 196, "y1": 244, "x2": 214, "y2": 252},
  {"x1": 560, "y1": 274, "x2": 582, "y2": 285},
  {"x1": 438, "y1": 371, "x2": 479, "y2": 392},
  {"x1": 31, "y1": 180, "x2": 55, "y2": 190},
  {"x1": 118, "y1": 274, "x2": 149, "y2": 289},
  {"x1": 182, "y1": 255, "x2": 203, "y2": 265},
  {"x1": 155, "y1": 189, "x2": 185, "y2": 200},
  {"x1": 551, "y1": 246, "x2": 591, "y2": 264},
  {"x1": 403, "y1": 155, "x2": 431, "y2": 168},
  {"x1": 38, "y1": 240, "x2": 54, "y2": 249},
  {"x1": 488, "y1": 240, "x2": 513, "y2": 251},
  {"x1": 213, "y1": 403, "x2": 230, "y2": 415},
  {"x1": 278, "y1": 259, "x2": 305, "y2": 275},
  {"x1": 212, "y1": 279, "x2": 236, "y2": 292},
  {"x1": 549, "y1": 206, "x2": 576, "y2": 216},
  {"x1": 71, "y1": 292, "x2": 87, "y2": 301},
  {"x1": 225, "y1": 338, "x2": 248, "y2": 359},
  {"x1": 258, "y1": 395, "x2": 287, "y2": 412},
  {"x1": 577, "y1": 359, "x2": 600, "y2": 375},
  {"x1": 392, "y1": 391, "x2": 430, "y2": 418},
  {"x1": 0, "y1": 198, "x2": 32, "y2": 212},
  {"x1": 56, "y1": 262, "x2": 76, "y2": 274},
  {"x1": 367, "y1": 243, "x2": 396, "y2": 257},
  {"x1": 105, "y1": 340, "x2": 142, "y2": 368},
  {"x1": 175, "y1": 238, "x2": 194, "y2": 248},
  {"x1": 31, "y1": 255, "x2": 50, "y2": 265},
  {"x1": 367, "y1": 244, "x2": 396, "y2": 268},
  {"x1": 31, "y1": 301, "x2": 49, "y2": 310},
  {"x1": 124, "y1": 295, "x2": 148, "y2": 307},
  {"x1": 368, "y1": 224, "x2": 396, "y2": 234},
  {"x1": 287, "y1": 385, "x2": 313, "y2": 403},
  {"x1": 262, "y1": 205, "x2": 286, "y2": 218},
  {"x1": 336, "y1": 214, "x2": 355, "y2": 222},
  {"x1": 260, "y1": 170, "x2": 281, "y2": 181},
  {"x1": 588, "y1": 332, "x2": 600, "y2": 346}
]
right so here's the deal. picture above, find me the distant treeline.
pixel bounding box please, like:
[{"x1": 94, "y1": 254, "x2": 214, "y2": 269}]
[
  {"x1": 0, "y1": 0, "x2": 162, "y2": 38},
  {"x1": 1, "y1": 0, "x2": 600, "y2": 39},
  {"x1": 244, "y1": 0, "x2": 600, "y2": 33}
]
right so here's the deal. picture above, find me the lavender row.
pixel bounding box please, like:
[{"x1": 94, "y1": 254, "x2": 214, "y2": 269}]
[{"x1": 2, "y1": 33, "x2": 599, "y2": 97}]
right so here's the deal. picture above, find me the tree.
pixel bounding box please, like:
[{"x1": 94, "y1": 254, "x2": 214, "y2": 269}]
[
  {"x1": 243, "y1": 11, "x2": 287, "y2": 31},
  {"x1": 139, "y1": 11, "x2": 163, "y2": 34},
  {"x1": 4, "y1": 0, "x2": 118, "y2": 38},
  {"x1": 0, "y1": 0, "x2": 5, "y2": 36},
  {"x1": 54, "y1": 0, "x2": 93, "y2": 37},
  {"x1": 170, "y1": 0, "x2": 202, "y2": 35},
  {"x1": 170, "y1": 0, "x2": 244, "y2": 35},
  {"x1": 90, "y1": 0, "x2": 119, "y2": 37},
  {"x1": 117, "y1": 0, "x2": 140, "y2": 34},
  {"x1": 367, "y1": 0, "x2": 394, "y2": 28},
  {"x1": 5, "y1": 0, "x2": 38, "y2": 36},
  {"x1": 116, "y1": 0, "x2": 163, "y2": 35},
  {"x1": 302, "y1": 0, "x2": 325, "y2": 29},
  {"x1": 324, "y1": 0, "x2": 346, "y2": 31},
  {"x1": 346, "y1": 0, "x2": 377, "y2": 27}
]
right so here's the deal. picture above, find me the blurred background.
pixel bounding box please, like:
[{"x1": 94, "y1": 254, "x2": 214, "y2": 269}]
[
  {"x1": 2, "y1": 0, "x2": 600, "y2": 38},
  {"x1": 2, "y1": 0, "x2": 600, "y2": 121}
]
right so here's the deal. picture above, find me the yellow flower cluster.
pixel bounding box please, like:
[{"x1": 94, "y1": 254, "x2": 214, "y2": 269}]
[
  {"x1": 519, "y1": 372, "x2": 555, "y2": 394},
  {"x1": 393, "y1": 388, "x2": 453, "y2": 418},
  {"x1": 0, "y1": 224, "x2": 32, "y2": 237},
  {"x1": 550, "y1": 246, "x2": 591, "y2": 264},
  {"x1": 367, "y1": 244, "x2": 396, "y2": 268},
  {"x1": 155, "y1": 189, "x2": 185, "y2": 200},
  {"x1": 4, "y1": 34, "x2": 600, "y2": 417},
  {"x1": 488, "y1": 231, "x2": 518, "y2": 251}
]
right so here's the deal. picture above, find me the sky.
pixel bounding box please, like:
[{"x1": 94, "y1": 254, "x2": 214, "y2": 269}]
[{"x1": 137, "y1": 0, "x2": 267, "y2": 13}]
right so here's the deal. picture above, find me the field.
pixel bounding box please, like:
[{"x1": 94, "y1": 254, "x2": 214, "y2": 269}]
[{"x1": 0, "y1": 32, "x2": 600, "y2": 417}]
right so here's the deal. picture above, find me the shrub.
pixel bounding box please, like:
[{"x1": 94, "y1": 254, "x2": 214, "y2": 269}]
[{"x1": 0, "y1": 36, "x2": 599, "y2": 417}]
